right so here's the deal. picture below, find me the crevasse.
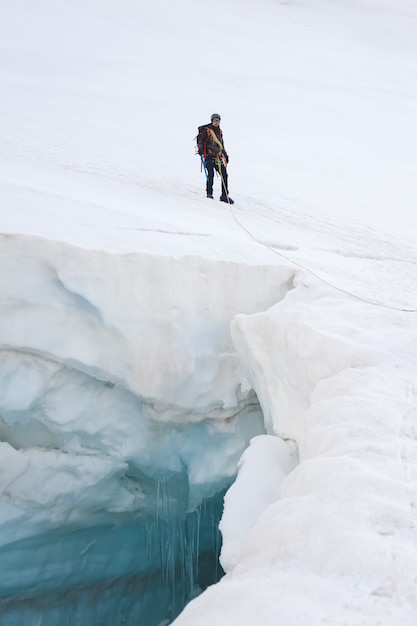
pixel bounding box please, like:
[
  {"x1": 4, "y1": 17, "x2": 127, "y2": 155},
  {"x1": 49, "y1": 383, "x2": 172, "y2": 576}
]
[{"x1": 0, "y1": 235, "x2": 294, "y2": 625}]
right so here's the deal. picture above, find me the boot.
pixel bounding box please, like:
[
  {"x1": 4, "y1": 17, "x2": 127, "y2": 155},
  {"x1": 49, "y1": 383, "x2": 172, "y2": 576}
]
[{"x1": 220, "y1": 194, "x2": 234, "y2": 204}]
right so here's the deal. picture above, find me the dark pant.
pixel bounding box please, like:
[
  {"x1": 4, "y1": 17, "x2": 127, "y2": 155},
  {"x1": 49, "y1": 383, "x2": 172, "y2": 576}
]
[{"x1": 205, "y1": 156, "x2": 228, "y2": 197}]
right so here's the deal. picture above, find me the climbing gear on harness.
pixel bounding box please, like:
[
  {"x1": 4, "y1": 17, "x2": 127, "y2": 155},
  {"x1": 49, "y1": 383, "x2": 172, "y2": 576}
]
[{"x1": 200, "y1": 154, "x2": 208, "y2": 180}]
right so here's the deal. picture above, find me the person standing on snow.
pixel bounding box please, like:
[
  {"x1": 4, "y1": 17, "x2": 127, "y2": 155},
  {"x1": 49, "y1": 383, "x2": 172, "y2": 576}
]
[{"x1": 197, "y1": 113, "x2": 234, "y2": 204}]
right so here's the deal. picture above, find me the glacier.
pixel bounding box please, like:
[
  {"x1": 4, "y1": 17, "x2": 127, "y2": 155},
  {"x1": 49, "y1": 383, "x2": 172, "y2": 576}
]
[
  {"x1": 0, "y1": 234, "x2": 297, "y2": 624},
  {"x1": 2, "y1": 0, "x2": 417, "y2": 624}
]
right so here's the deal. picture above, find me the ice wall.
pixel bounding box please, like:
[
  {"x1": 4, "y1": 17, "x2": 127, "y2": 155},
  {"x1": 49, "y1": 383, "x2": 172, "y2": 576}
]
[{"x1": 0, "y1": 233, "x2": 294, "y2": 624}]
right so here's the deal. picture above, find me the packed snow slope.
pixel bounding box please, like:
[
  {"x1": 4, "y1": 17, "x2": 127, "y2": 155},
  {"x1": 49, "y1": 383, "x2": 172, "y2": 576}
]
[{"x1": 2, "y1": 0, "x2": 417, "y2": 625}]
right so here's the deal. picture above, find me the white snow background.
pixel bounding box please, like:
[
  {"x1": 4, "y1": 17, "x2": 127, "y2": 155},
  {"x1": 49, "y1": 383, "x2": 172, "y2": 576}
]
[{"x1": 2, "y1": 0, "x2": 417, "y2": 624}]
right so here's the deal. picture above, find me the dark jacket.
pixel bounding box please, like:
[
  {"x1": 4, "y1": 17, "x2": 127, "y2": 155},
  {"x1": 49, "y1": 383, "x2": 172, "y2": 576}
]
[{"x1": 198, "y1": 124, "x2": 229, "y2": 161}]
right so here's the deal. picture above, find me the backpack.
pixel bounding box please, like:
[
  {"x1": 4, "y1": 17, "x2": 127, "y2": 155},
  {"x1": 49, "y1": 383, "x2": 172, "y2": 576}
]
[{"x1": 196, "y1": 124, "x2": 210, "y2": 157}]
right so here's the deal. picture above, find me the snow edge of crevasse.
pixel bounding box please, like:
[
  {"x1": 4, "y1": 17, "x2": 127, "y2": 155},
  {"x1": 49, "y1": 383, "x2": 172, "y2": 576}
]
[{"x1": 173, "y1": 276, "x2": 417, "y2": 625}]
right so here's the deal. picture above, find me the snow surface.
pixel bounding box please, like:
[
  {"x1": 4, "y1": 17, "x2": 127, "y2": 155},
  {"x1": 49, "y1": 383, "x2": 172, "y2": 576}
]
[{"x1": 2, "y1": 0, "x2": 417, "y2": 624}]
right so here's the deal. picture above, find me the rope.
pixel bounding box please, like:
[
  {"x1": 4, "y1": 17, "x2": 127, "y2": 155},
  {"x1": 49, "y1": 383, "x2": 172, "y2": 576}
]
[
  {"x1": 206, "y1": 128, "x2": 224, "y2": 154},
  {"x1": 217, "y1": 173, "x2": 417, "y2": 313}
]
